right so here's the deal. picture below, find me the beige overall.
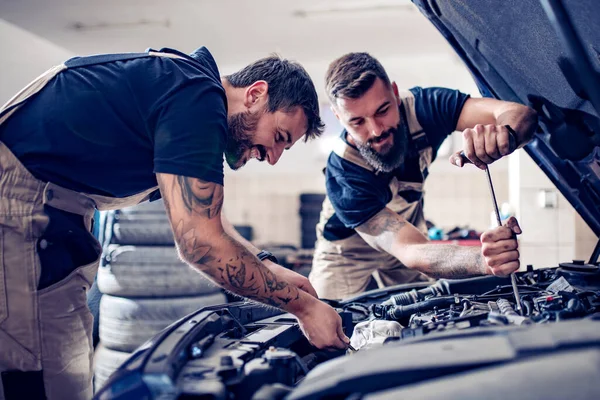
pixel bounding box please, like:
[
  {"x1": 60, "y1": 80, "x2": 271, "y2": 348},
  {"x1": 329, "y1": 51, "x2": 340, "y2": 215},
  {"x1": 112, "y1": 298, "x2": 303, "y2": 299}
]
[
  {"x1": 0, "y1": 51, "x2": 182, "y2": 400},
  {"x1": 310, "y1": 91, "x2": 435, "y2": 300}
]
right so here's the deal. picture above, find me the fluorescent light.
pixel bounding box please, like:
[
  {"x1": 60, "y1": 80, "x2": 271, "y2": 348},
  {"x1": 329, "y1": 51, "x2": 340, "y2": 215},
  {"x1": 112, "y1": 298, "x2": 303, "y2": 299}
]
[{"x1": 293, "y1": 0, "x2": 414, "y2": 18}]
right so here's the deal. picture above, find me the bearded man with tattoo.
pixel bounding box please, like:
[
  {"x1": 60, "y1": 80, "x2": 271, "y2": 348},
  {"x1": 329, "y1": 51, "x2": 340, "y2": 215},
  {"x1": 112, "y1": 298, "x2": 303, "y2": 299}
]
[
  {"x1": 309, "y1": 53, "x2": 538, "y2": 300},
  {"x1": 0, "y1": 47, "x2": 348, "y2": 400}
]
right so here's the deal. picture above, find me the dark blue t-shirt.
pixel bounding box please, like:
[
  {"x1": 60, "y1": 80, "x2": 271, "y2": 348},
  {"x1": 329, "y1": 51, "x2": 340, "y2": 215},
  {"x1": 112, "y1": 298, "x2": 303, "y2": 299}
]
[
  {"x1": 0, "y1": 47, "x2": 227, "y2": 198},
  {"x1": 324, "y1": 87, "x2": 469, "y2": 241}
]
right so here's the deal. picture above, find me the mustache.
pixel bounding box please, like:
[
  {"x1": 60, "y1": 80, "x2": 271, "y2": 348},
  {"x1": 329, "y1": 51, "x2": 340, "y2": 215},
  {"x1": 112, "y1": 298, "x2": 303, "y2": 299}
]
[
  {"x1": 366, "y1": 128, "x2": 395, "y2": 147},
  {"x1": 355, "y1": 122, "x2": 407, "y2": 173}
]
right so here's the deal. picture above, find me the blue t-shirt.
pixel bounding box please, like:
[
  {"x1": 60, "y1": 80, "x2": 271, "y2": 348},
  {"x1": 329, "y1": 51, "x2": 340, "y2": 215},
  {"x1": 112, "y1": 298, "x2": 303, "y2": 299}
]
[
  {"x1": 323, "y1": 87, "x2": 469, "y2": 241},
  {"x1": 0, "y1": 47, "x2": 227, "y2": 198}
]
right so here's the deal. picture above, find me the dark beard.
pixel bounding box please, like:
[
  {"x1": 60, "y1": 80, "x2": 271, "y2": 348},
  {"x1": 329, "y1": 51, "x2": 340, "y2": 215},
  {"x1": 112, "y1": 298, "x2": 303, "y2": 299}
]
[
  {"x1": 225, "y1": 109, "x2": 261, "y2": 170},
  {"x1": 355, "y1": 122, "x2": 409, "y2": 173}
]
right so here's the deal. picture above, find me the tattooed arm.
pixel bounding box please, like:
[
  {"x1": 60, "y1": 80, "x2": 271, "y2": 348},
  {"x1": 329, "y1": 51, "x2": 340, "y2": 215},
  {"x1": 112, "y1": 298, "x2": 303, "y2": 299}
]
[
  {"x1": 156, "y1": 173, "x2": 346, "y2": 348},
  {"x1": 221, "y1": 213, "x2": 318, "y2": 297},
  {"x1": 356, "y1": 207, "x2": 522, "y2": 278}
]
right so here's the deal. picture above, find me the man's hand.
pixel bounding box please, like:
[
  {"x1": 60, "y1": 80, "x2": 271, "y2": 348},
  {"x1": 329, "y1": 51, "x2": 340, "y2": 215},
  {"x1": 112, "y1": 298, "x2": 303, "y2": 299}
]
[
  {"x1": 451, "y1": 124, "x2": 516, "y2": 170},
  {"x1": 295, "y1": 297, "x2": 350, "y2": 350},
  {"x1": 481, "y1": 216, "x2": 522, "y2": 276},
  {"x1": 263, "y1": 260, "x2": 318, "y2": 298},
  {"x1": 450, "y1": 98, "x2": 538, "y2": 169}
]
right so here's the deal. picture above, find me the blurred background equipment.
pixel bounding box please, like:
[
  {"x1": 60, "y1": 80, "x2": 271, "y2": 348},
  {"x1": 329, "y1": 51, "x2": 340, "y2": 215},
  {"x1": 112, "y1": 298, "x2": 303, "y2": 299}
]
[{"x1": 299, "y1": 193, "x2": 326, "y2": 249}]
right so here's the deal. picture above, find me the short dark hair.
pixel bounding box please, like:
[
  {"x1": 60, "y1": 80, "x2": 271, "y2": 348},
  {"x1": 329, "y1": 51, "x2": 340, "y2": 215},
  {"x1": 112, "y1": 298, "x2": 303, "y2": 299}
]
[
  {"x1": 325, "y1": 52, "x2": 391, "y2": 103},
  {"x1": 225, "y1": 55, "x2": 324, "y2": 141}
]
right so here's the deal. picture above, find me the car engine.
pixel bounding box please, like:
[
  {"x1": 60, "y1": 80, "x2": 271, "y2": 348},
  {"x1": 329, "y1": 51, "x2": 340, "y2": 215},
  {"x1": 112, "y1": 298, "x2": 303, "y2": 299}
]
[
  {"x1": 95, "y1": 261, "x2": 600, "y2": 400},
  {"x1": 342, "y1": 261, "x2": 600, "y2": 350}
]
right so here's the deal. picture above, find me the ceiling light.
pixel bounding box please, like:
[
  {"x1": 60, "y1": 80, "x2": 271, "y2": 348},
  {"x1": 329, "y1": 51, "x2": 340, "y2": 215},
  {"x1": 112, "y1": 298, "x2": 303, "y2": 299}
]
[
  {"x1": 293, "y1": 0, "x2": 414, "y2": 18},
  {"x1": 69, "y1": 18, "x2": 170, "y2": 31}
]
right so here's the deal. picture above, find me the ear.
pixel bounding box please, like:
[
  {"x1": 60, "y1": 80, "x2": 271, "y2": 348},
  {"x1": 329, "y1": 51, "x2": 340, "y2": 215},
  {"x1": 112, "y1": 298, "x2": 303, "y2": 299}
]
[
  {"x1": 330, "y1": 104, "x2": 341, "y2": 121},
  {"x1": 243, "y1": 80, "x2": 269, "y2": 109},
  {"x1": 391, "y1": 81, "x2": 400, "y2": 101}
]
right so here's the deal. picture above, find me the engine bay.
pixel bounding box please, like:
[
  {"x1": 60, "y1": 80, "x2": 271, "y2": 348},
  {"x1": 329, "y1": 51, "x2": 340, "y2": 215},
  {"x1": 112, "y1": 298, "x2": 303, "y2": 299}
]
[
  {"x1": 343, "y1": 261, "x2": 600, "y2": 350},
  {"x1": 95, "y1": 261, "x2": 600, "y2": 400}
]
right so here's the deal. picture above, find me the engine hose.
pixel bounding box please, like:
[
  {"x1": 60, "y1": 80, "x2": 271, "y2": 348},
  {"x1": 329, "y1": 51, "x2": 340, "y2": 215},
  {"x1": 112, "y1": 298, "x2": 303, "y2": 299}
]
[
  {"x1": 381, "y1": 286, "x2": 440, "y2": 306},
  {"x1": 522, "y1": 298, "x2": 534, "y2": 316},
  {"x1": 386, "y1": 296, "x2": 457, "y2": 320}
]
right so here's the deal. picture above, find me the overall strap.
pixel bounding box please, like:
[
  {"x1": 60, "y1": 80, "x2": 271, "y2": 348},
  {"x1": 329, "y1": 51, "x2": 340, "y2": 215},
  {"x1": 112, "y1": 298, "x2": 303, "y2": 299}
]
[
  {"x1": 397, "y1": 90, "x2": 430, "y2": 152},
  {"x1": 64, "y1": 50, "x2": 186, "y2": 69},
  {"x1": 64, "y1": 52, "x2": 151, "y2": 68},
  {"x1": 331, "y1": 138, "x2": 375, "y2": 172},
  {"x1": 0, "y1": 51, "x2": 186, "y2": 125}
]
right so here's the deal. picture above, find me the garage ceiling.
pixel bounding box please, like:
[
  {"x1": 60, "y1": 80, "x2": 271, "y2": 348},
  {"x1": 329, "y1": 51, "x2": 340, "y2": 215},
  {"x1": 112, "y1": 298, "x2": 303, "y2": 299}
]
[{"x1": 0, "y1": 0, "x2": 456, "y2": 71}]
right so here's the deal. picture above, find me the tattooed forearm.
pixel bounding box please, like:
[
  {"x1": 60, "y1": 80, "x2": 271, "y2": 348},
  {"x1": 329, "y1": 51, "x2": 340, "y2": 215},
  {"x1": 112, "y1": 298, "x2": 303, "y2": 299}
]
[
  {"x1": 363, "y1": 211, "x2": 407, "y2": 236},
  {"x1": 173, "y1": 217, "x2": 300, "y2": 309},
  {"x1": 416, "y1": 245, "x2": 487, "y2": 279},
  {"x1": 157, "y1": 173, "x2": 304, "y2": 313},
  {"x1": 177, "y1": 176, "x2": 224, "y2": 219},
  {"x1": 357, "y1": 209, "x2": 408, "y2": 253}
]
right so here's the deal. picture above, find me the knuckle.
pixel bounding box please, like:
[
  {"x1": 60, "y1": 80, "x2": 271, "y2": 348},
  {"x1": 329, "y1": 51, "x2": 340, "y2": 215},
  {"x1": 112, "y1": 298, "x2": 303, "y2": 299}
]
[
  {"x1": 497, "y1": 266, "x2": 510, "y2": 276},
  {"x1": 489, "y1": 147, "x2": 499, "y2": 158},
  {"x1": 462, "y1": 129, "x2": 472, "y2": 139}
]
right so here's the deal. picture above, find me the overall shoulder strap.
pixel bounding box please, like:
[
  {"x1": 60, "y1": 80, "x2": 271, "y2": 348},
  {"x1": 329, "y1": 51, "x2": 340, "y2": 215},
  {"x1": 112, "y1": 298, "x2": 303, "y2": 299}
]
[
  {"x1": 397, "y1": 90, "x2": 430, "y2": 152},
  {"x1": 331, "y1": 137, "x2": 376, "y2": 172},
  {"x1": 64, "y1": 50, "x2": 186, "y2": 69}
]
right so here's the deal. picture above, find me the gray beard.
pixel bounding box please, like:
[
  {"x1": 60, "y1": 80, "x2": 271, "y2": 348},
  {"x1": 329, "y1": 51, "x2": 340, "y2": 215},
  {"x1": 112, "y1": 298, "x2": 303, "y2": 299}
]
[{"x1": 356, "y1": 122, "x2": 409, "y2": 173}]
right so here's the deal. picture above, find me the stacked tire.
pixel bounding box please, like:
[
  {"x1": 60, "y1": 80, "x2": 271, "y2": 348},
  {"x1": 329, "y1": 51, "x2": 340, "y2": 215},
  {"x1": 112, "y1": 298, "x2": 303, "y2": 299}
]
[
  {"x1": 299, "y1": 193, "x2": 326, "y2": 249},
  {"x1": 93, "y1": 200, "x2": 227, "y2": 391}
]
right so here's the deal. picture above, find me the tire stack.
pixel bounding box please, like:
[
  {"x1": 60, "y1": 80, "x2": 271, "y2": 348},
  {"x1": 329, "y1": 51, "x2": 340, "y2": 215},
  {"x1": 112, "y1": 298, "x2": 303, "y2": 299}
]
[
  {"x1": 299, "y1": 193, "x2": 326, "y2": 249},
  {"x1": 93, "y1": 200, "x2": 227, "y2": 391}
]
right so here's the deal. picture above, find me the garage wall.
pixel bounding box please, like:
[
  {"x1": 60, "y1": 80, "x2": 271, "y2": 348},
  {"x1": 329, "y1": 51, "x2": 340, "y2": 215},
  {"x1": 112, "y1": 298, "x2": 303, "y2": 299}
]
[
  {"x1": 509, "y1": 152, "x2": 597, "y2": 269},
  {"x1": 0, "y1": 19, "x2": 74, "y2": 104},
  {"x1": 424, "y1": 143, "x2": 509, "y2": 233},
  {"x1": 223, "y1": 147, "x2": 509, "y2": 247}
]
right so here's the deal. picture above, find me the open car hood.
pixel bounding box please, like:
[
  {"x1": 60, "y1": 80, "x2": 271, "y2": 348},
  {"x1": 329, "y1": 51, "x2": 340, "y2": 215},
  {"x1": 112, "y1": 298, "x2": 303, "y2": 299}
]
[{"x1": 411, "y1": 0, "x2": 600, "y2": 235}]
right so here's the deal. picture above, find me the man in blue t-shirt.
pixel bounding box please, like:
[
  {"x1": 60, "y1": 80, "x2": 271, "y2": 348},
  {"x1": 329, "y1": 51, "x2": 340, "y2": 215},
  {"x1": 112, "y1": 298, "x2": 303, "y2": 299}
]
[
  {"x1": 0, "y1": 47, "x2": 350, "y2": 400},
  {"x1": 309, "y1": 53, "x2": 538, "y2": 300}
]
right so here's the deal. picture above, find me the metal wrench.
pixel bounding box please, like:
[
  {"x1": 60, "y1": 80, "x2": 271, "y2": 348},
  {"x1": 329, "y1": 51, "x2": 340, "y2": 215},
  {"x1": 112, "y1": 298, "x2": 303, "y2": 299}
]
[
  {"x1": 483, "y1": 165, "x2": 523, "y2": 315},
  {"x1": 459, "y1": 152, "x2": 523, "y2": 314}
]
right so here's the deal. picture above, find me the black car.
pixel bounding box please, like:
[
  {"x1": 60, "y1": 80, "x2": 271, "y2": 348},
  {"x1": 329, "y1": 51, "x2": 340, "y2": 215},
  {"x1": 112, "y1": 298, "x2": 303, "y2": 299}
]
[{"x1": 94, "y1": 1, "x2": 600, "y2": 399}]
